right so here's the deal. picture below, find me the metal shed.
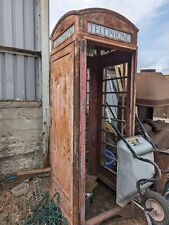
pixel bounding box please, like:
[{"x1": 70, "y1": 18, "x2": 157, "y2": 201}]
[
  {"x1": 0, "y1": 0, "x2": 49, "y2": 175},
  {"x1": 50, "y1": 8, "x2": 138, "y2": 225}
]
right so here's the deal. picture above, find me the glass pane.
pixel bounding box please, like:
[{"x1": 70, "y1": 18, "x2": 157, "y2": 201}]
[{"x1": 101, "y1": 64, "x2": 128, "y2": 172}]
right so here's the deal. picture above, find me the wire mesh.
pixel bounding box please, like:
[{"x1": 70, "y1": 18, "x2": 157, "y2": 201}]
[
  {"x1": 23, "y1": 192, "x2": 67, "y2": 225},
  {"x1": 15, "y1": 179, "x2": 46, "y2": 220}
]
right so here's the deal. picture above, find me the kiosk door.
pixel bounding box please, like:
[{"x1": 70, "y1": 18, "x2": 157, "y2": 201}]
[{"x1": 50, "y1": 43, "x2": 78, "y2": 225}]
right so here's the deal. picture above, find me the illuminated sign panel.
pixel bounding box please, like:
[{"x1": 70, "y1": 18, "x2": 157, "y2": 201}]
[
  {"x1": 88, "y1": 23, "x2": 131, "y2": 43},
  {"x1": 53, "y1": 25, "x2": 75, "y2": 48}
]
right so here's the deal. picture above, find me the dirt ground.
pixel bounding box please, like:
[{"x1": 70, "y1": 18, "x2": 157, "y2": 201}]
[
  {"x1": 103, "y1": 217, "x2": 147, "y2": 225},
  {"x1": 86, "y1": 182, "x2": 148, "y2": 225},
  {"x1": 0, "y1": 176, "x2": 148, "y2": 225},
  {"x1": 0, "y1": 175, "x2": 50, "y2": 225}
]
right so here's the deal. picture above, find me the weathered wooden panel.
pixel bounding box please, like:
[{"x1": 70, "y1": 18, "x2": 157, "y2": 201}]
[{"x1": 50, "y1": 43, "x2": 75, "y2": 224}]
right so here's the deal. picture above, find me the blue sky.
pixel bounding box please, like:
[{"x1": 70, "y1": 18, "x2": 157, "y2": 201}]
[
  {"x1": 50, "y1": 0, "x2": 169, "y2": 74},
  {"x1": 137, "y1": 1, "x2": 169, "y2": 74}
]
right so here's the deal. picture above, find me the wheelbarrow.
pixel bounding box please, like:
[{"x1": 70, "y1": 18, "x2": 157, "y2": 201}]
[{"x1": 108, "y1": 108, "x2": 169, "y2": 225}]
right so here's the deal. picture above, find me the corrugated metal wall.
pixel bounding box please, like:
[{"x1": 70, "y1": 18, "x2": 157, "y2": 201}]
[{"x1": 0, "y1": 0, "x2": 41, "y2": 100}]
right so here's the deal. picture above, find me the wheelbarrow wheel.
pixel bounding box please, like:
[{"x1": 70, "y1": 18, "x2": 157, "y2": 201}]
[{"x1": 142, "y1": 190, "x2": 169, "y2": 225}]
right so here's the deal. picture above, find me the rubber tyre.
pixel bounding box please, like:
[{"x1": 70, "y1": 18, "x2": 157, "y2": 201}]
[{"x1": 142, "y1": 190, "x2": 169, "y2": 225}]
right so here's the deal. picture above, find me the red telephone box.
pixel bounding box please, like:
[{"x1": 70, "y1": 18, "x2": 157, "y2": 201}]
[{"x1": 50, "y1": 8, "x2": 138, "y2": 225}]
